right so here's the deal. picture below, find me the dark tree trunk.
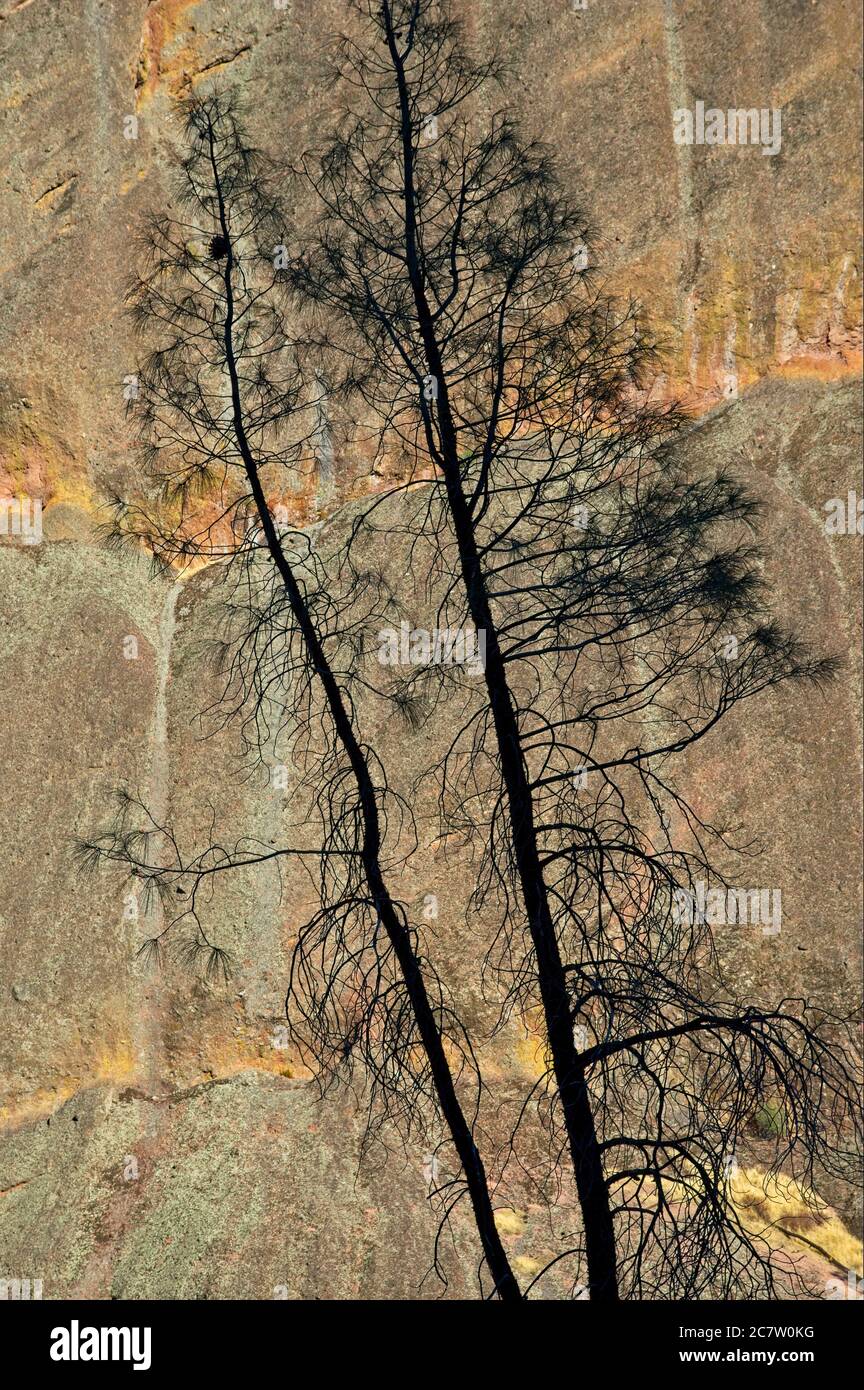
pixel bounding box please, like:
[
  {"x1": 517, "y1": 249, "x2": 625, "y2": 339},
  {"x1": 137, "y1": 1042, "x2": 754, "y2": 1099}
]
[
  {"x1": 382, "y1": 1, "x2": 619, "y2": 1300},
  {"x1": 210, "y1": 133, "x2": 522, "y2": 1302}
]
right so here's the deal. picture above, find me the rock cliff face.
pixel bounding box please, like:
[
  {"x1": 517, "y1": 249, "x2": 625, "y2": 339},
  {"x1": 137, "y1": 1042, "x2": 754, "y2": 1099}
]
[
  {"x1": 0, "y1": 1, "x2": 861, "y2": 1298},
  {"x1": 1, "y1": 0, "x2": 861, "y2": 512}
]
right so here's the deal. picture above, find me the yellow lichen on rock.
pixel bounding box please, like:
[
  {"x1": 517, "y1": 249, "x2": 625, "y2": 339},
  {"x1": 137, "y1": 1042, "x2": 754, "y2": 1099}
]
[
  {"x1": 494, "y1": 1207, "x2": 527, "y2": 1237},
  {"x1": 134, "y1": 0, "x2": 202, "y2": 109},
  {"x1": 729, "y1": 1165, "x2": 864, "y2": 1275}
]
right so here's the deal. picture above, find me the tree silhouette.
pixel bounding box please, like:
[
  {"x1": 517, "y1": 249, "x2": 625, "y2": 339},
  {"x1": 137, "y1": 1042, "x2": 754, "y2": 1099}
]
[
  {"x1": 280, "y1": 0, "x2": 861, "y2": 1299},
  {"x1": 77, "y1": 92, "x2": 522, "y2": 1302}
]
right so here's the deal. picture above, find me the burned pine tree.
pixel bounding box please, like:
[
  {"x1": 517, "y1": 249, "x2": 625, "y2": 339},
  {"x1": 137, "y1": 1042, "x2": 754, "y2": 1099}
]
[
  {"x1": 281, "y1": 0, "x2": 861, "y2": 1299},
  {"x1": 77, "y1": 92, "x2": 522, "y2": 1302}
]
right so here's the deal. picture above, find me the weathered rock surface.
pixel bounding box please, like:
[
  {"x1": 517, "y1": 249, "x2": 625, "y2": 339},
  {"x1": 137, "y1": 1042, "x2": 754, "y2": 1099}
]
[
  {"x1": 1, "y1": 374, "x2": 860, "y2": 1297},
  {"x1": 0, "y1": 0, "x2": 860, "y2": 1298},
  {"x1": 0, "y1": 0, "x2": 860, "y2": 512}
]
